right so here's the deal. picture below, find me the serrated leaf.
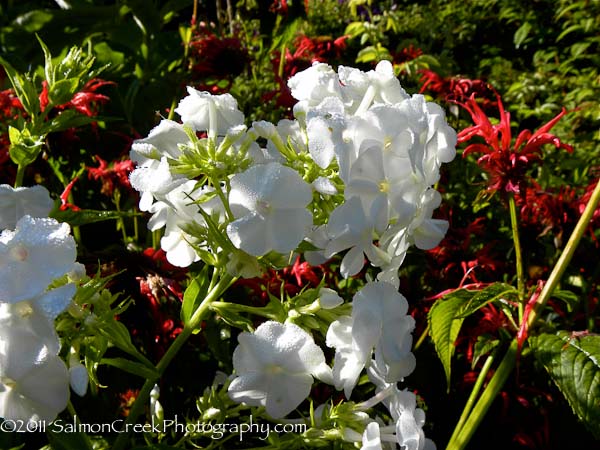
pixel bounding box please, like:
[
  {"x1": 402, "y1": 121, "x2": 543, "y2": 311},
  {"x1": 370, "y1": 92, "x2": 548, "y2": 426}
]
[
  {"x1": 456, "y1": 283, "x2": 517, "y2": 318},
  {"x1": 428, "y1": 290, "x2": 472, "y2": 390},
  {"x1": 531, "y1": 331, "x2": 600, "y2": 438}
]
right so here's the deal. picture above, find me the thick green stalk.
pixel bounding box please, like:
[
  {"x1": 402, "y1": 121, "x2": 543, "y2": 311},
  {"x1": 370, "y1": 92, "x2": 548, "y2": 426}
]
[
  {"x1": 446, "y1": 178, "x2": 600, "y2": 450},
  {"x1": 14, "y1": 164, "x2": 25, "y2": 187},
  {"x1": 446, "y1": 354, "x2": 495, "y2": 445},
  {"x1": 112, "y1": 273, "x2": 235, "y2": 450},
  {"x1": 508, "y1": 194, "x2": 525, "y2": 316},
  {"x1": 446, "y1": 340, "x2": 517, "y2": 450}
]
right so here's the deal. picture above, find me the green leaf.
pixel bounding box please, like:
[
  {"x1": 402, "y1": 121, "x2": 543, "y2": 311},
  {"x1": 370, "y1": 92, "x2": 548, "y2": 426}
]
[
  {"x1": 50, "y1": 208, "x2": 139, "y2": 227},
  {"x1": 97, "y1": 320, "x2": 154, "y2": 369},
  {"x1": 181, "y1": 269, "x2": 210, "y2": 326},
  {"x1": 48, "y1": 78, "x2": 80, "y2": 105},
  {"x1": 100, "y1": 357, "x2": 159, "y2": 380},
  {"x1": 455, "y1": 283, "x2": 518, "y2": 318},
  {"x1": 39, "y1": 109, "x2": 99, "y2": 135},
  {"x1": 428, "y1": 289, "x2": 472, "y2": 389},
  {"x1": 36, "y1": 34, "x2": 55, "y2": 85},
  {"x1": 514, "y1": 22, "x2": 532, "y2": 49},
  {"x1": 531, "y1": 331, "x2": 600, "y2": 438},
  {"x1": 0, "y1": 56, "x2": 41, "y2": 116}
]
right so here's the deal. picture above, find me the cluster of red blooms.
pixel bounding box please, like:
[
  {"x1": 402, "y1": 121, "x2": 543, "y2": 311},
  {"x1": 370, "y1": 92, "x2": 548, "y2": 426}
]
[
  {"x1": 427, "y1": 216, "x2": 505, "y2": 289},
  {"x1": 87, "y1": 154, "x2": 135, "y2": 196},
  {"x1": 269, "y1": 0, "x2": 310, "y2": 15},
  {"x1": 457, "y1": 94, "x2": 572, "y2": 196},
  {"x1": 0, "y1": 88, "x2": 23, "y2": 181},
  {"x1": 188, "y1": 28, "x2": 248, "y2": 94},
  {"x1": 419, "y1": 69, "x2": 497, "y2": 111},
  {"x1": 132, "y1": 248, "x2": 187, "y2": 359},
  {"x1": 235, "y1": 256, "x2": 331, "y2": 303},
  {"x1": 39, "y1": 78, "x2": 113, "y2": 116},
  {"x1": 266, "y1": 34, "x2": 348, "y2": 110}
]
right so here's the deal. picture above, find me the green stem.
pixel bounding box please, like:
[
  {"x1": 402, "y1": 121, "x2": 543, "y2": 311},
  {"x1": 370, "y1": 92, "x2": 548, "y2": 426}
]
[
  {"x1": 508, "y1": 194, "x2": 525, "y2": 318},
  {"x1": 112, "y1": 273, "x2": 235, "y2": 450},
  {"x1": 445, "y1": 177, "x2": 600, "y2": 450},
  {"x1": 414, "y1": 323, "x2": 429, "y2": 351},
  {"x1": 14, "y1": 164, "x2": 25, "y2": 187},
  {"x1": 446, "y1": 354, "x2": 495, "y2": 445},
  {"x1": 66, "y1": 401, "x2": 93, "y2": 450},
  {"x1": 446, "y1": 340, "x2": 517, "y2": 450}
]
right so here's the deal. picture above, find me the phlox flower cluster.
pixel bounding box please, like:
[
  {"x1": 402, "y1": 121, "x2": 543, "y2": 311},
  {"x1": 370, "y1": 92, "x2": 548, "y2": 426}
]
[
  {"x1": 128, "y1": 60, "x2": 456, "y2": 449},
  {"x1": 0, "y1": 185, "x2": 85, "y2": 424}
]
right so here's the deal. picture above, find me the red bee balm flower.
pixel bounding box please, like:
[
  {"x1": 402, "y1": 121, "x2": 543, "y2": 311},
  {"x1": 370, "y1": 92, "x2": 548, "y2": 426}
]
[{"x1": 457, "y1": 94, "x2": 572, "y2": 195}]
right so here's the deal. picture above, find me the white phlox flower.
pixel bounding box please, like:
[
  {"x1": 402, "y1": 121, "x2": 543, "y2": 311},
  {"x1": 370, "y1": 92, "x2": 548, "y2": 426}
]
[
  {"x1": 228, "y1": 321, "x2": 332, "y2": 418},
  {"x1": 0, "y1": 216, "x2": 77, "y2": 303},
  {"x1": 0, "y1": 185, "x2": 54, "y2": 231},
  {"x1": 175, "y1": 87, "x2": 244, "y2": 137},
  {"x1": 129, "y1": 157, "x2": 188, "y2": 212},
  {"x1": 364, "y1": 360, "x2": 436, "y2": 450},
  {"x1": 327, "y1": 281, "x2": 416, "y2": 398},
  {"x1": 338, "y1": 60, "x2": 409, "y2": 115},
  {"x1": 0, "y1": 327, "x2": 69, "y2": 424},
  {"x1": 408, "y1": 189, "x2": 449, "y2": 251},
  {"x1": 323, "y1": 197, "x2": 389, "y2": 278},
  {"x1": 226, "y1": 162, "x2": 313, "y2": 256},
  {"x1": 287, "y1": 62, "x2": 343, "y2": 108},
  {"x1": 151, "y1": 181, "x2": 224, "y2": 267},
  {"x1": 129, "y1": 119, "x2": 189, "y2": 165},
  {"x1": 0, "y1": 283, "x2": 76, "y2": 354}
]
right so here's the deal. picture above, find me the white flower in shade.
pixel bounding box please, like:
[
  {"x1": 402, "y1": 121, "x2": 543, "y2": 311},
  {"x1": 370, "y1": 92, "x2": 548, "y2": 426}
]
[
  {"x1": 228, "y1": 321, "x2": 332, "y2": 418},
  {"x1": 318, "y1": 288, "x2": 344, "y2": 309},
  {"x1": 365, "y1": 360, "x2": 436, "y2": 450},
  {"x1": 68, "y1": 362, "x2": 88, "y2": 397},
  {"x1": 129, "y1": 119, "x2": 189, "y2": 164},
  {"x1": 326, "y1": 315, "x2": 364, "y2": 398},
  {"x1": 175, "y1": 87, "x2": 244, "y2": 136},
  {"x1": 227, "y1": 162, "x2": 312, "y2": 256},
  {"x1": 409, "y1": 189, "x2": 449, "y2": 251},
  {"x1": 360, "y1": 421, "x2": 396, "y2": 450},
  {"x1": 0, "y1": 185, "x2": 54, "y2": 231},
  {"x1": 324, "y1": 197, "x2": 389, "y2": 278},
  {"x1": 353, "y1": 282, "x2": 416, "y2": 384},
  {"x1": 327, "y1": 282, "x2": 416, "y2": 398},
  {"x1": 149, "y1": 181, "x2": 224, "y2": 267},
  {"x1": 0, "y1": 216, "x2": 76, "y2": 303},
  {"x1": 0, "y1": 327, "x2": 69, "y2": 424},
  {"x1": 0, "y1": 283, "x2": 76, "y2": 354}
]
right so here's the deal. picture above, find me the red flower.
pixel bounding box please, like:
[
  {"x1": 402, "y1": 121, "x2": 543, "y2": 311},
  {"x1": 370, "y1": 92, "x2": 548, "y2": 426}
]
[
  {"x1": 419, "y1": 70, "x2": 497, "y2": 111},
  {"x1": 87, "y1": 155, "x2": 135, "y2": 196},
  {"x1": 457, "y1": 94, "x2": 572, "y2": 195},
  {"x1": 59, "y1": 177, "x2": 81, "y2": 211},
  {"x1": 189, "y1": 31, "x2": 248, "y2": 81},
  {"x1": 40, "y1": 78, "x2": 112, "y2": 116},
  {"x1": 66, "y1": 79, "x2": 113, "y2": 117}
]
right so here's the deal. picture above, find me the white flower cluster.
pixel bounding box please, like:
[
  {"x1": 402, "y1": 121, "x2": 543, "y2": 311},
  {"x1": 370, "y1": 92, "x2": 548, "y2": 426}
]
[
  {"x1": 128, "y1": 61, "x2": 456, "y2": 449},
  {"x1": 0, "y1": 185, "x2": 85, "y2": 424}
]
